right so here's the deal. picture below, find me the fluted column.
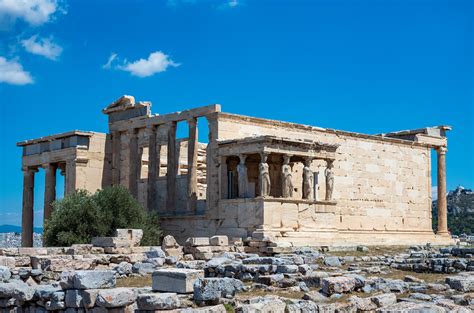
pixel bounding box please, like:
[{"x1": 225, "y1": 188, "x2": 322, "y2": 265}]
[
  {"x1": 22, "y1": 167, "x2": 37, "y2": 247},
  {"x1": 43, "y1": 163, "x2": 56, "y2": 225},
  {"x1": 187, "y1": 118, "x2": 198, "y2": 212},
  {"x1": 166, "y1": 122, "x2": 178, "y2": 213},
  {"x1": 111, "y1": 131, "x2": 122, "y2": 185},
  {"x1": 129, "y1": 129, "x2": 139, "y2": 198},
  {"x1": 65, "y1": 160, "x2": 76, "y2": 196},
  {"x1": 237, "y1": 154, "x2": 248, "y2": 198},
  {"x1": 147, "y1": 125, "x2": 158, "y2": 211},
  {"x1": 437, "y1": 147, "x2": 448, "y2": 235}
]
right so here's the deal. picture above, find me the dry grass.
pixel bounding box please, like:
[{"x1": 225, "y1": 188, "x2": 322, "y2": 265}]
[
  {"x1": 378, "y1": 269, "x2": 447, "y2": 284},
  {"x1": 327, "y1": 246, "x2": 409, "y2": 257},
  {"x1": 236, "y1": 288, "x2": 305, "y2": 300},
  {"x1": 116, "y1": 275, "x2": 152, "y2": 288}
]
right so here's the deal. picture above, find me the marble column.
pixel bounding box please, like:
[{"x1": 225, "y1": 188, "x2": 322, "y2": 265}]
[
  {"x1": 58, "y1": 163, "x2": 66, "y2": 196},
  {"x1": 43, "y1": 163, "x2": 56, "y2": 225},
  {"x1": 166, "y1": 122, "x2": 178, "y2": 213},
  {"x1": 187, "y1": 118, "x2": 198, "y2": 212},
  {"x1": 437, "y1": 147, "x2": 448, "y2": 235},
  {"x1": 237, "y1": 154, "x2": 248, "y2": 198},
  {"x1": 111, "y1": 131, "x2": 121, "y2": 185},
  {"x1": 220, "y1": 156, "x2": 228, "y2": 199},
  {"x1": 129, "y1": 129, "x2": 139, "y2": 198},
  {"x1": 147, "y1": 125, "x2": 158, "y2": 211},
  {"x1": 205, "y1": 115, "x2": 219, "y2": 211},
  {"x1": 21, "y1": 167, "x2": 37, "y2": 247},
  {"x1": 65, "y1": 160, "x2": 76, "y2": 196}
]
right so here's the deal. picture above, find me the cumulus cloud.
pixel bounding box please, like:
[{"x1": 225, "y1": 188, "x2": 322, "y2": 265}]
[
  {"x1": 102, "y1": 52, "x2": 117, "y2": 69},
  {"x1": 0, "y1": 56, "x2": 33, "y2": 85},
  {"x1": 21, "y1": 35, "x2": 62, "y2": 60},
  {"x1": 0, "y1": 0, "x2": 64, "y2": 28},
  {"x1": 107, "y1": 51, "x2": 179, "y2": 78}
]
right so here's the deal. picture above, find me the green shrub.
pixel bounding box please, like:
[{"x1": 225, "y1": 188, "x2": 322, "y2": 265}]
[{"x1": 43, "y1": 186, "x2": 161, "y2": 247}]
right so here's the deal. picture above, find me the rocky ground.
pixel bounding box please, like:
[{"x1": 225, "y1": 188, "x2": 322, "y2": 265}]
[{"x1": 0, "y1": 232, "x2": 473, "y2": 312}]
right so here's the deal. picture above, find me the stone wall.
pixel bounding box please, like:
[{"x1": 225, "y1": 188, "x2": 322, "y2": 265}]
[{"x1": 214, "y1": 113, "x2": 436, "y2": 245}]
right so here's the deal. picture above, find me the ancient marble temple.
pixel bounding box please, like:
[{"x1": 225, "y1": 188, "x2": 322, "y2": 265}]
[{"x1": 17, "y1": 95, "x2": 453, "y2": 247}]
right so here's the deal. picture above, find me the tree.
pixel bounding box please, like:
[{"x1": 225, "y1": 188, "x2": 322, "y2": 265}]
[{"x1": 43, "y1": 186, "x2": 161, "y2": 246}]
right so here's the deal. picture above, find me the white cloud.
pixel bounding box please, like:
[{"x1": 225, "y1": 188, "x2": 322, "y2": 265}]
[
  {"x1": 0, "y1": 0, "x2": 63, "y2": 28},
  {"x1": 0, "y1": 56, "x2": 33, "y2": 85},
  {"x1": 102, "y1": 52, "x2": 117, "y2": 69},
  {"x1": 219, "y1": 0, "x2": 240, "y2": 9},
  {"x1": 21, "y1": 35, "x2": 62, "y2": 60},
  {"x1": 114, "y1": 51, "x2": 180, "y2": 78}
]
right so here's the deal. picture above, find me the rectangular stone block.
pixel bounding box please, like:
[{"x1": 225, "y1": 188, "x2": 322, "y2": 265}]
[
  {"x1": 152, "y1": 268, "x2": 204, "y2": 293},
  {"x1": 185, "y1": 237, "x2": 210, "y2": 246},
  {"x1": 91, "y1": 237, "x2": 130, "y2": 248},
  {"x1": 0, "y1": 256, "x2": 15, "y2": 268},
  {"x1": 210, "y1": 236, "x2": 228, "y2": 246},
  {"x1": 115, "y1": 229, "x2": 143, "y2": 247},
  {"x1": 72, "y1": 270, "x2": 116, "y2": 289}
]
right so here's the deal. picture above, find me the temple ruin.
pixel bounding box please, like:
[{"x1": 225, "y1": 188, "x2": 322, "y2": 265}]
[{"x1": 17, "y1": 95, "x2": 453, "y2": 247}]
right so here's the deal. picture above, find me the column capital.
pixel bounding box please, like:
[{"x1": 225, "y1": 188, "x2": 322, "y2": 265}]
[
  {"x1": 41, "y1": 163, "x2": 56, "y2": 170},
  {"x1": 187, "y1": 117, "x2": 198, "y2": 125},
  {"x1": 260, "y1": 152, "x2": 269, "y2": 162},
  {"x1": 22, "y1": 167, "x2": 38, "y2": 174},
  {"x1": 437, "y1": 146, "x2": 447, "y2": 154},
  {"x1": 238, "y1": 154, "x2": 247, "y2": 163}
]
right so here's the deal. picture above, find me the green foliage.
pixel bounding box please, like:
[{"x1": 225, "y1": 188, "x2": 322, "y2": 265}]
[
  {"x1": 43, "y1": 186, "x2": 161, "y2": 247},
  {"x1": 432, "y1": 207, "x2": 474, "y2": 235},
  {"x1": 223, "y1": 303, "x2": 235, "y2": 313}
]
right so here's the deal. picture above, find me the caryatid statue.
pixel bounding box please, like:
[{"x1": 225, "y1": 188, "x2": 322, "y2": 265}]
[
  {"x1": 237, "y1": 155, "x2": 248, "y2": 198},
  {"x1": 259, "y1": 153, "x2": 271, "y2": 197},
  {"x1": 302, "y1": 158, "x2": 313, "y2": 199},
  {"x1": 281, "y1": 155, "x2": 293, "y2": 198},
  {"x1": 325, "y1": 160, "x2": 335, "y2": 201}
]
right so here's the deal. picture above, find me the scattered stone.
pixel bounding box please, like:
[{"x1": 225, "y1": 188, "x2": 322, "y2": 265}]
[
  {"x1": 186, "y1": 237, "x2": 210, "y2": 247},
  {"x1": 210, "y1": 236, "x2": 229, "y2": 246},
  {"x1": 323, "y1": 256, "x2": 341, "y2": 267},
  {"x1": 72, "y1": 270, "x2": 116, "y2": 289},
  {"x1": 152, "y1": 268, "x2": 204, "y2": 293},
  {"x1": 446, "y1": 275, "x2": 474, "y2": 292},
  {"x1": 0, "y1": 265, "x2": 11, "y2": 281},
  {"x1": 193, "y1": 277, "x2": 245, "y2": 303},
  {"x1": 95, "y1": 287, "x2": 137, "y2": 307},
  {"x1": 137, "y1": 292, "x2": 180, "y2": 310},
  {"x1": 321, "y1": 276, "x2": 356, "y2": 295}
]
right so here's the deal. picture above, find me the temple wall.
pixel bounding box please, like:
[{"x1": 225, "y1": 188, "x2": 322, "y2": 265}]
[{"x1": 215, "y1": 113, "x2": 433, "y2": 239}]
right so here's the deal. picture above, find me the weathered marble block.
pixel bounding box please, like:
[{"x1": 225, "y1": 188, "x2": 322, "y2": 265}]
[
  {"x1": 152, "y1": 268, "x2": 204, "y2": 293},
  {"x1": 115, "y1": 229, "x2": 143, "y2": 247},
  {"x1": 185, "y1": 237, "x2": 210, "y2": 247},
  {"x1": 96, "y1": 287, "x2": 137, "y2": 308},
  {"x1": 91, "y1": 237, "x2": 130, "y2": 248},
  {"x1": 137, "y1": 293, "x2": 180, "y2": 310},
  {"x1": 72, "y1": 270, "x2": 116, "y2": 289},
  {"x1": 210, "y1": 236, "x2": 229, "y2": 246}
]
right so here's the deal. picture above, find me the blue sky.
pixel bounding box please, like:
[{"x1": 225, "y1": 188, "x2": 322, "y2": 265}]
[{"x1": 0, "y1": 0, "x2": 473, "y2": 227}]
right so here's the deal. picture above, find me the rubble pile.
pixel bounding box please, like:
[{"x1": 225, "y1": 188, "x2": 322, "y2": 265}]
[{"x1": 0, "y1": 231, "x2": 473, "y2": 312}]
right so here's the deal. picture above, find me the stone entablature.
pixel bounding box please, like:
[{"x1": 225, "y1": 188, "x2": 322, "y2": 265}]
[{"x1": 17, "y1": 95, "x2": 453, "y2": 247}]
